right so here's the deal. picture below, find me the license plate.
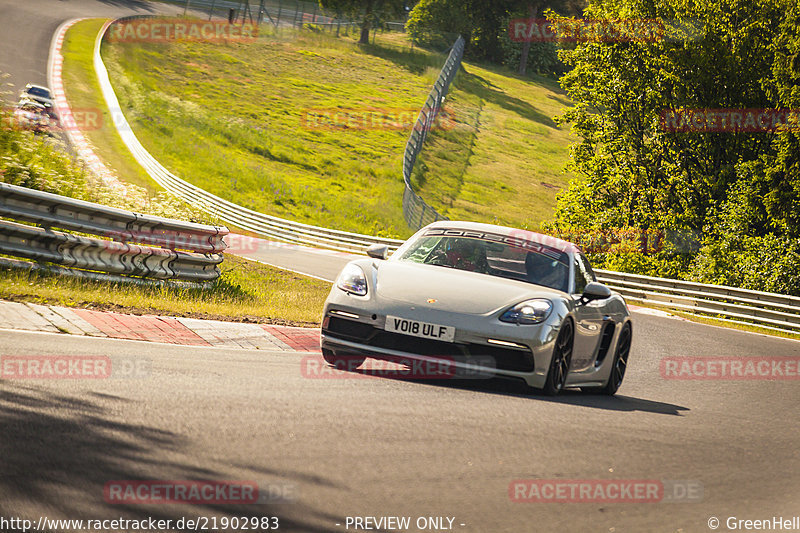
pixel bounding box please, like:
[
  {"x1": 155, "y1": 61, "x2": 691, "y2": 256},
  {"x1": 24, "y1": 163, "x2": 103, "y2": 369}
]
[{"x1": 385, "y1": 316, "x2": 455, "y2": 343}]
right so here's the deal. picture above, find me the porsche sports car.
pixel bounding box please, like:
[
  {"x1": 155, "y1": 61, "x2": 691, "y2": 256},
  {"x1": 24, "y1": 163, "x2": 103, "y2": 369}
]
[{"x1": 320, "y1": 221, "x2": 633, "y2": 395}]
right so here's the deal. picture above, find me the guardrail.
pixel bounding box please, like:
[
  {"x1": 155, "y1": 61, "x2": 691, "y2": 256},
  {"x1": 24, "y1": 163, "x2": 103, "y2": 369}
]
[
  {"x1": 95, "y1": 17, "x2": 404, "y2": 253},
  {"x1": 595, "y1": 268, "x2": 800, "y2": 334},
  {"x1": 0, "y1": 183, "x2": 229, "y2": 282},
  {"x1": 402, "y1": 35, "x2": 464, "y2": 230}
]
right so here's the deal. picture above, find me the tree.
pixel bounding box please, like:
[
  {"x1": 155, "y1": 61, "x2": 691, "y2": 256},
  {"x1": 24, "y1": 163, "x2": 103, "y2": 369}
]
[
  {"x1": 407, "y1": 0, "x2": 518, "y2": 61},
  {"x1": 687, "y1": 0, "x2": 800, "y2": 293},
  {"x1": 406, "y1": 0, "x2": 583, "y2": 67},
  {"x1": 511, "y1": 0, "x2": 584, "y2": 75},
  {"x1": 319, "y1": 0, "x2": 405, "y2": 44},
  {"x1": 552, "y1": 0, "x2": 786, "y2": 234},
  {"x1": 549, "y1": 0, "x2": 800, "y2": 293}
]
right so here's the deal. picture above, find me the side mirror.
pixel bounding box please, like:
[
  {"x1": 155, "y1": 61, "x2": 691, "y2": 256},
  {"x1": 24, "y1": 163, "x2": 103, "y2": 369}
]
[
  {"x1": 581, "y1": 282, "x2": 612, "y2": 303},
  {"x1": 366, "y1": 244, "x2": 389, "y2": 260}
]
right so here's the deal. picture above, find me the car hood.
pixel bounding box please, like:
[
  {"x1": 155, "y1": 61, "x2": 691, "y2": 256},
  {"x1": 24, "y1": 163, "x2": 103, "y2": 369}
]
[{"x1": 374, "y1": 260, "x2": 563, "y2": 315}]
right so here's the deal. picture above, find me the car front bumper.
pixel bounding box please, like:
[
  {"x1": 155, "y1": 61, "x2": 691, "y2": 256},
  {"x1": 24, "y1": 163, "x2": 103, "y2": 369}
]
[{"x1": 320, "y1": 297, "x2": 562, "y2": 388}]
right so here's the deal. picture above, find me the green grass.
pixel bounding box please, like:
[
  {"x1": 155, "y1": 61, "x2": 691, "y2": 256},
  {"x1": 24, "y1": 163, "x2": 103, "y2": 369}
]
[
  {"x1": 100, "y1": 21, "x2": 575, "y2": 237},
  {"x1": 61, "y1": 19, "x2": 161, "y2": 193},
  {"x1": 0, "y1": 254, "x2": 330, "y2": 325},
  {"x1": 413, "y1": 62, "x2": 574, "y2": 229}
]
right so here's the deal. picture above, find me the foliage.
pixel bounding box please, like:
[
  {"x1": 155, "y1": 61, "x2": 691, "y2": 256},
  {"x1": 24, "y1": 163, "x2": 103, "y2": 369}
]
[
  {"x1": 406, "y1": 0, "x2": 471, "y2": 51},
  {"x1": 0, "y1": 107, "x2": 206, "y2": 223},
  {"x1": 548, "y1": 0, "x2": 800, "y2": 294},
  {"x1": 407, "y1": 0, "x2": 584, "y2": 63},
  {"x1": 319, "y1": 0, "x2": 406, "y2": 43},
  {"x1": 498, "y1": 16, "x2": 564, "y2": 75}
]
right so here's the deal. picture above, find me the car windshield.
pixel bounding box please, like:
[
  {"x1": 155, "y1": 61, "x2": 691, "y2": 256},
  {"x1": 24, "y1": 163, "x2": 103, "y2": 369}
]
[
  {"x1": 26, "y1": 87, "x2": 51, "y2": 98},
  {"x1": 397, "y1": 231, "x2": 571, "y2": 292}
]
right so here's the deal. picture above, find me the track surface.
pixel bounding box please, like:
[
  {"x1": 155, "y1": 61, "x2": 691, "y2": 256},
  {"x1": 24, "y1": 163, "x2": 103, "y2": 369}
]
[
  {"x1": 2, "y1": 324, "x2": 800, "y2": 532},
  {"x1": 2, "y1": 2, "x2": 800, "y2": 532}
]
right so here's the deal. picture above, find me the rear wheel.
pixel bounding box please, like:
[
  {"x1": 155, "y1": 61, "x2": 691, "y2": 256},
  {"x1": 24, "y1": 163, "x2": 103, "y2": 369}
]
[
  {"x1": 600, "y1": 323, "x2": 631, "y2": 396},
  {"x1": 541, "y1": 319, "x2": 573, "y2": 396},
  {"x1": 322, "y1": 348, "x2": 366, "y2": 371}
]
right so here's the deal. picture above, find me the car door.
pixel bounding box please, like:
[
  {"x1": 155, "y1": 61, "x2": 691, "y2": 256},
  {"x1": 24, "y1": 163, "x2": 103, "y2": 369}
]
[{"x1": 569, "y1": 253, "x2": 607, "y2": 371}]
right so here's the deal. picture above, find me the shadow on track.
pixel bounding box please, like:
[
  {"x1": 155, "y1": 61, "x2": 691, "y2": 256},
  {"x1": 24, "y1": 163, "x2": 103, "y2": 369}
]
[
  {"x1": 0, "y1": 384, "x2": 340, "y2": 532},
  {"x1": 343, "y1": 370, "x2": 688, "y2": 416}
]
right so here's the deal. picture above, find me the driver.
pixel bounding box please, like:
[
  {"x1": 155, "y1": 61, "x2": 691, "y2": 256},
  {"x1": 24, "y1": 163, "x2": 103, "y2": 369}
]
[{"x1": 444, "y1": 238, "x2": 489, "y2": 273}]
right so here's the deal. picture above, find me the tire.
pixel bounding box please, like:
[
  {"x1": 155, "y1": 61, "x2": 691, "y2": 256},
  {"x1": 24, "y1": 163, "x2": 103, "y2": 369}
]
[
  {"x1": 541, "y1": 318, "x2": 574, "y2": 396},
  {"x1": 599, "y1": 323, "x2": 631, "y2": 396},
  {"x1": 322, "y1": 348, "x2": 366, "y2": 371}
]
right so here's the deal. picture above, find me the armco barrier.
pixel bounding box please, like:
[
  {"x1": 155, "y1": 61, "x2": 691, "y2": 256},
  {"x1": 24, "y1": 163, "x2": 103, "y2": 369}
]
[
  {"x1": 595, "y1": 268, "x2": 800, "y2": 334},
  {"x1": 402, "y1": 35, "x2": 465, "y2": 230},
  {"x1": 0, "y1": 183, "x2": 228, "y2": 282},
  {"x1": 94, "y1": 17, "x2": 404, "y2": 253}
]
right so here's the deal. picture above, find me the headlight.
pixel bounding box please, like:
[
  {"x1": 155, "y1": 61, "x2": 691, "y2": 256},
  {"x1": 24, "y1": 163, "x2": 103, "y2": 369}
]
[
  {"x1": 336, "y1": 264, "x2": 368, "y2": 296},
  {"x1": 499, "y1": 299, "x2": 552, "y2": 325}
]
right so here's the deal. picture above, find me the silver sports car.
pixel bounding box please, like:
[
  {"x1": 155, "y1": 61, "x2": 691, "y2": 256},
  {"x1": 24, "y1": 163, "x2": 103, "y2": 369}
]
[{"x1": 320, "y1": 221, "x2": 632, "y2": 395}]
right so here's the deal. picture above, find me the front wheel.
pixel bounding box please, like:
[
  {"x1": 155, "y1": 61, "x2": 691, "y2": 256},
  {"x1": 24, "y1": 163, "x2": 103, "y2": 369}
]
[
  {"x1": 541, "y1": 319, "x2": 573, "y2": 396},
  {"x1": 322, "y1": 349, "x2": 366, "y2": 371}
]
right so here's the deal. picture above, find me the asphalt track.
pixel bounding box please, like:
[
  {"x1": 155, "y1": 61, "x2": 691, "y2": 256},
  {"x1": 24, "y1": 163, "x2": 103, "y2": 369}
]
[
  {"x1": 2, "y1": 321, "x2": 800, "y2": 533},
  {"x1": 2, "y1": 2, "x2": 800, "y2": 532}
]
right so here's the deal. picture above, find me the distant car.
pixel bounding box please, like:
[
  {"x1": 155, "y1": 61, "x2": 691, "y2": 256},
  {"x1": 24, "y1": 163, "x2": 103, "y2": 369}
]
[
  {"x1": 20, "y1": 83, "x2": 54, "y2": 108},
  {"x1": 320, "y1": 221, "x2": 633, "y2": 395}
]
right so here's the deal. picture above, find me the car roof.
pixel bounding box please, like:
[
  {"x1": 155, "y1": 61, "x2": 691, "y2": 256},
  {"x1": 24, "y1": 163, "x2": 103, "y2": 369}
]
[
  {"x1": 24, "y1": 83, "x2": 51, "y2": 91},
  {"x1": 423, "y1": 220, "x2": 580, "y2": 254}
]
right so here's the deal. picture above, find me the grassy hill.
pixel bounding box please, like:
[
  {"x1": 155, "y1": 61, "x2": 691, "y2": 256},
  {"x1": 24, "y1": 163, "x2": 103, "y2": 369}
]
[{"x1": 100, "y1": 21, "x2": 575, "y2": 237}]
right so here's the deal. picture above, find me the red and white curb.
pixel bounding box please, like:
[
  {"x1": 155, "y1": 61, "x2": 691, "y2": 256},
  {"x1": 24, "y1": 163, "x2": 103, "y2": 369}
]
[
  {"x1": 48, "y1": 18, "x2": 129, "y2": 197},
  {"x1": 0, "y1": 300, "x2": 320, "y2": 352}
]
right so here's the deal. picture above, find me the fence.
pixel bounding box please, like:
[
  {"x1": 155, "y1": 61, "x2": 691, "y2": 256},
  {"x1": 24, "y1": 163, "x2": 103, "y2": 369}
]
[
  {"x1": 0, "y1": 183, "x2": 229, "y2": 283},
  {"x1": 401, "y1": 35, "x2": 464, "y2": 230},
  {"x1": 170, "y1": 0, "x2": 397, "y2": 35},
  {"x1": 595, "y1": 269, "x2": 800, "y2": 335},
  {"x1": 187, "y1": 0, "x2": 342, "y2": 26}
]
